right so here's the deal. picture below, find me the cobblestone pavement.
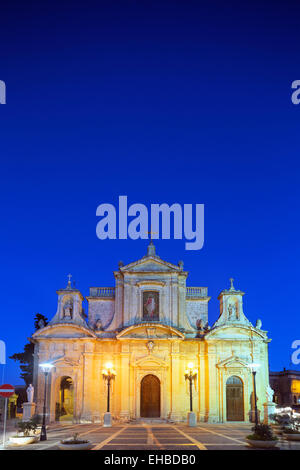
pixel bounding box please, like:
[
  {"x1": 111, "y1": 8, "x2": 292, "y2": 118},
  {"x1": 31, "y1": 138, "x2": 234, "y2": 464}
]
[{"x1": 1, "y1": 421, "x2": 299, "y2": 450}]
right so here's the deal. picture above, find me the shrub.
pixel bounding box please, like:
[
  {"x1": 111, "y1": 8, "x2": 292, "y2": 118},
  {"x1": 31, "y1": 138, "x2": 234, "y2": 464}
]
[
  {"x1": 247, "y1": 424, "x2": 277, "y2": 441},
  {"x1": 16, "y1": 419, "x2": 37, "y2": 436},
  {"x1": 31, "y1": 414, "x2": 42, "y2": 425},
  {"x1": 60, "y1": 433, "x2": 89, "y2": 445}
]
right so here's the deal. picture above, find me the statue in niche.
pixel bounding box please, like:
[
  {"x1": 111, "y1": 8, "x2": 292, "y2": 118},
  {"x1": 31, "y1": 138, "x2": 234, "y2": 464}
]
[
  {"x1": 228, "y1": 302, "x2": 239, "y2": 320},
  {"x1": 63, "y1": 299, "x2": 73, "y2": 319},
  {"x1": 95, "y1": 319, "x2": 103, "y2": 331},
  {"x1": 26, "y1": 384, "x2": 34, "y2": 403}
]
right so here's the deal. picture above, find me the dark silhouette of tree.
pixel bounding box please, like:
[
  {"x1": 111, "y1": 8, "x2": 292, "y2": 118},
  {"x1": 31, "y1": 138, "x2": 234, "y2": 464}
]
[{"x1": 9, "y1": 313, "x2": 48, "y2": 386}]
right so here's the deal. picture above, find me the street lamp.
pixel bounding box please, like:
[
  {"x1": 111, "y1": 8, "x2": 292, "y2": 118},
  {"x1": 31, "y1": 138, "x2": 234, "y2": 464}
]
[
  {"x1": 102, "y1": 362, "x2": 116, "y2": 427},
  {"x1": 247, "y1": 362, "x2": 261, "y2": 426},
  {"x1": 184, "y1": 362, "x2": 197, "y2": 427},
  {"x1": 39, "y1": 362, "x2": 54, "y2": 441}
]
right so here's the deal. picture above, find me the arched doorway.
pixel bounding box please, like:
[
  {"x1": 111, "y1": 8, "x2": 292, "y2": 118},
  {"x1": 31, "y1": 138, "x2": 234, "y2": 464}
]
[
  {"x1": 226, "y1": 376, "x2": 244, "y2": 421},
  {"x1": 140, "y1": 374, "x2": 160, "y2": 418},
  {"x1": 56, "y1": 376, "x2": 74, "y2": 421}
]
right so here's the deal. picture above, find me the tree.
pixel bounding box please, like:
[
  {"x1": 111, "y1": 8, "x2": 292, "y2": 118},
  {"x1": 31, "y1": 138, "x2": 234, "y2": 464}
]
[{"x1": 9, "y1": 313, "x2": 48, "y2": 386}]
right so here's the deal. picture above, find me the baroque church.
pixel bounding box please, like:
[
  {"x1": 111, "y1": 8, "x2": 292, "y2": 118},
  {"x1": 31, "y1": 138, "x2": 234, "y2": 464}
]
[{"x1": 32, "y1": 242, "x2": 272, "y2": 423}]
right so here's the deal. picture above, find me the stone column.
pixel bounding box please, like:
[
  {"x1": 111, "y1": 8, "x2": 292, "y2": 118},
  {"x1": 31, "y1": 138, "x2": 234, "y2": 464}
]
[
  {"x1": 35, "y1": 349, "x2": 49, "y2": 418},
  {"x1": 119, "y1": 348, "x2": 130, "y2": 422},
  {"x1": 206, "y1": 347, "x2": 219, "y2": 423},
  {"x1": 108, "y1": 275, "x2": 123, "y2": 331},
  {"x1": 123, "y1": 280, "x2": 131, "y2": 326},
  {"x1": 92, "y1": 355, "x2": 102, "y2": 423},
  {"x1": 198, "y1": 348, "x2": 207, "y2": 422},
  {"x1": 169, "y1": 343, "x2": 183, "y2": 421},
  {"x1": 178, "y1": 278, "x2": 186, "y2": 329},
  {"x1": 80, "y1": 352, "x2": 93, "y2": 422},
  {"x1": 171, "y1": 280, "x2": 178, "y2": 326}
]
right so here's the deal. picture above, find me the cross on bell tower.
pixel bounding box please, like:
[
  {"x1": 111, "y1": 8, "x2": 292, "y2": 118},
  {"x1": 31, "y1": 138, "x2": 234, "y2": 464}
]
[
  {"x1": 146, "y1": 229, "x2": 158, "y2": 241},
  {"x1": 67, "y1": 273, "x2": 72, "y2": 288},
  {"x1": 145, "y1": 228, "x2": 158, "y2": 256}
]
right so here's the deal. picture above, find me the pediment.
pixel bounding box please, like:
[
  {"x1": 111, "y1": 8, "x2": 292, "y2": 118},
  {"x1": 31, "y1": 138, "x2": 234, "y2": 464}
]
[
  {"x1": 133, "y1": 354, "x2": 169, "y2": 369},
  {"x1": 206, "y1": 324, "x2": 267, "y2": 341},
  {"x1": 216, "y1": 355, "x2": 249, "y2": 369},
  {"x1": 121, "y1": 256, "x2": 181, "y2": 273},
  {"x1": 32, "y1": 323, "x2": 96, "y2": 339},
  {"x1": 116, "y1": 323, "x2": 185, "y2": 340},
  {"x1": 48, "y1": 354, "x2": 81, "y2": 367}
]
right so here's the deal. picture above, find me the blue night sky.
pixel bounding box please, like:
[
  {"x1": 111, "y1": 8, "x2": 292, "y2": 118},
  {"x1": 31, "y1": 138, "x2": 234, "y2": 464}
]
[{"x1": 0, "y1": 1, "x2": 300, "y2": 385}]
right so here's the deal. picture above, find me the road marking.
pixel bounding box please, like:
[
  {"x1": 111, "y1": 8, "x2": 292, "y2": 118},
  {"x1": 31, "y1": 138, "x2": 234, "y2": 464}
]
[
  {"x1": 92, "y1": 426, "x2": 129, "y2": 450},
  {"x1": 7, "y1": 423, "x2": 256, "y2": 450},
  {"x1": 169, "y1": 425, "x2": 207, "y2": 450},
  {"x1": 142, "y1": 423, "x2": 163, "y2": 448},
  {"x1": 38, "y1": 424, "x2": 102, "y2": 450},
  {"x1": 196, "y1": 426, "x2": 246, "y2": 445}
]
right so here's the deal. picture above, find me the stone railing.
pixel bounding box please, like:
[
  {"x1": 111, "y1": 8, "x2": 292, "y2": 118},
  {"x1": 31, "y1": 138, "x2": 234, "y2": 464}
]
[
  {"x1": 89, "y1": 287, "x2": 115, "y2": 298},
  {"x1": 186, "y1": 287, "x2": 207, "y2": 298}
]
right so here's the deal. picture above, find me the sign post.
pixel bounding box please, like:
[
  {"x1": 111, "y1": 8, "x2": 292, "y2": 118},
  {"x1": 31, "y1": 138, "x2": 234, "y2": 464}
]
[{"x1": 0, "y1": 384, "x2": 15, "y2": 448}]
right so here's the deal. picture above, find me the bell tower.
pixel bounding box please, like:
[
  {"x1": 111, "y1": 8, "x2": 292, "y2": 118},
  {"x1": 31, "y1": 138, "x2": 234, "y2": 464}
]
[
  {"x1": 214, "y1": 278, "x2": 252, "y2": 327},
  {"x1": 48, "y1": 274, "x2": 87, "y2": 327}
]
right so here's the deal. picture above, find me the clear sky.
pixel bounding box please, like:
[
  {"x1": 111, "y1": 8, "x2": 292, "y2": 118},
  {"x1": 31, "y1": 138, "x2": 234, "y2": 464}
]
[{"x1": 0, "y1": 0, "x2": 300, "y2": 385}]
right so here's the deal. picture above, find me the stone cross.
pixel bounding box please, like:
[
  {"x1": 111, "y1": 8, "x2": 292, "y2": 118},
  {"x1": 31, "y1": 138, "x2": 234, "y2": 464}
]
[{"x1": 146, "y1": 230, "x2": 158, "y2": 241}]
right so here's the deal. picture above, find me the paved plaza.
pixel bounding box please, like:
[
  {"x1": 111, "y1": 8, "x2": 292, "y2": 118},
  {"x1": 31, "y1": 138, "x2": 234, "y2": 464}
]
[{"x1": 1, "y1": 421, "x2": 300, "y2": 451}]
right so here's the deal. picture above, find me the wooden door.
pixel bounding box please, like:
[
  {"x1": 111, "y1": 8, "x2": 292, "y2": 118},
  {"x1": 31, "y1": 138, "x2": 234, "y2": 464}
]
[
  {"x1": 226, "y1": 376, "x2": 244, "y2": 421},
  {"x1": 140, "y1": 374, "x2": 160, "y2": 418}
]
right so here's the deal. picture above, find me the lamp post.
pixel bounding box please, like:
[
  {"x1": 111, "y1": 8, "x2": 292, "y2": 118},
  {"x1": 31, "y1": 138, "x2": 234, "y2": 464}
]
[
  {"x1": 184, "y1": 362, "x2": 197, "y2": 426},
  {"x1": 39, "y1": 363, "x2": 54, "y2": 441},
  {"x1": 248, "y1": 363, "x2": 261, "y2": 426},
  {"x1": 102, "y1": 362, "x2": 116, "y2": 427}
]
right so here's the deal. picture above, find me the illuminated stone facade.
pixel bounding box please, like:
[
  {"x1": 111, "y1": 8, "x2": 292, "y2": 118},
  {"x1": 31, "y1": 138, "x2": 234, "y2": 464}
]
[{"x1": 32, "y1": 243, "x2": 272, "y2": 423}]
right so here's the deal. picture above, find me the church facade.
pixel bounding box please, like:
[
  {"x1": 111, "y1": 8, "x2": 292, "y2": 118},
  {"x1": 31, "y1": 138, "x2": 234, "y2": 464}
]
[{"x1": 32, "y1": 243, "x2": 272, "y2": 424}]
